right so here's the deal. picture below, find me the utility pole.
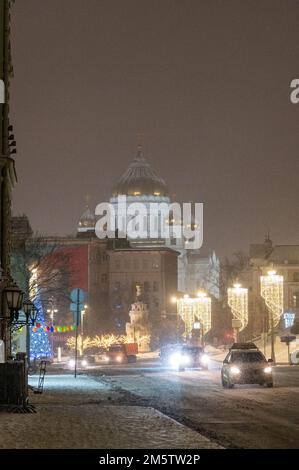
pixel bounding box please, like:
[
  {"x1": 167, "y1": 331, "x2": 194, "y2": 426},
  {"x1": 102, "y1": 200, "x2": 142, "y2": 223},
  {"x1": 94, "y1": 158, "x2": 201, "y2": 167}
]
[
  {"x1": 47, "y1": 297, "x2": 58, "y2": 358},
  {"x1": 270, "y1": 312, "x2": 276, "y2": 364},
  {"x1": 74, "y1": 289, "x2": 80, "y2": 379}
]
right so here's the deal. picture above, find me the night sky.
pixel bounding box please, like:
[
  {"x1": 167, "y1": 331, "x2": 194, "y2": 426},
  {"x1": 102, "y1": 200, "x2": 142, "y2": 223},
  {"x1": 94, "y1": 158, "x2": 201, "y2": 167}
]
[{"x1": 10, "y1": 0, "x2": 299, "y2": 257}]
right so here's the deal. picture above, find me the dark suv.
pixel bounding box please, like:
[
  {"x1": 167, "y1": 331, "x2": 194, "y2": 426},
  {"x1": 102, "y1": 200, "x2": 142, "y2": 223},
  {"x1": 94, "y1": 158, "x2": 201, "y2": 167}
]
[{"x1": 221, "y1": 343, "x2": 273, "y2": 388}]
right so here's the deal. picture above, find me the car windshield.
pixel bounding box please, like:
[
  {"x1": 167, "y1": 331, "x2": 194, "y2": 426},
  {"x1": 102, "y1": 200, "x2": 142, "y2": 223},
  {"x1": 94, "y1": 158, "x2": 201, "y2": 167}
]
[
  {"x1": 109, "y1": 346, "x2": 123, "y2": 352},
  {"x1": 231, "y1": 351, "x2": 266, "y2": 363},
  {"x1": 182, "y1": 347, "x2": 203, "y2": 355}
]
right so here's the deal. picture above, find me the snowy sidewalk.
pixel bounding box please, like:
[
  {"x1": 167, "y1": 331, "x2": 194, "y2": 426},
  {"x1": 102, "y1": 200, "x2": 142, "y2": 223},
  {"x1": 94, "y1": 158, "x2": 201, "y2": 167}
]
[{"x1": 0, "y1": 375, "x2": 221, "y2": 449}]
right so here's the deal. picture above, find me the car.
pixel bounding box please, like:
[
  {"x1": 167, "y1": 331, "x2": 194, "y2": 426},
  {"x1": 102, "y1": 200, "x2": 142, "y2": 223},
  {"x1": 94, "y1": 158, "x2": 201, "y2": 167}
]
[
  {"x1": 160, "y1": 344, "x2": 210, "y2": 371},
  {"x1": 221, "y1": 343, "x2": 273, "y2": 388},
  {"x1": 104, "y1": 343, "x2": 138, "y2": 364},
  {"x1": 67, "y1": 356, "x2": 89, "y2": 369}
]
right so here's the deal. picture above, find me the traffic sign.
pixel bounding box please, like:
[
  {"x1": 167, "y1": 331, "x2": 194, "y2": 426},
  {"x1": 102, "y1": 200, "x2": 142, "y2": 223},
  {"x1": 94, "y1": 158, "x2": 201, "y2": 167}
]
[
  {"x1": 70, "y1": 288, "x2": 85, "y2": 303},
  {"x1": 70, "y1": 303, "x2": 85, "y2": 312},
  {"x1": 280, "y1": 335, "x2": 296, "y2": 344}
]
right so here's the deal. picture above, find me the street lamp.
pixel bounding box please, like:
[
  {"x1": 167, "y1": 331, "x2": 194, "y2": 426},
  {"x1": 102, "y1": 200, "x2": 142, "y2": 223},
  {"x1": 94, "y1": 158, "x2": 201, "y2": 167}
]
[
  {"x1": 3, "y1": 281, "x2": 24, "y2": 322},
  {"x1": 23, "y1": 300, "x2": 38, "y2": 326}
]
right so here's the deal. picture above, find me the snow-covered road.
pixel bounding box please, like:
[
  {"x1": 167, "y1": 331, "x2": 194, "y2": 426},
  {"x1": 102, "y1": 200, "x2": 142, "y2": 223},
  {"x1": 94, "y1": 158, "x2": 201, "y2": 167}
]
[{"x1": 89, "y1": 361, "x2": 299, "y2": 449}]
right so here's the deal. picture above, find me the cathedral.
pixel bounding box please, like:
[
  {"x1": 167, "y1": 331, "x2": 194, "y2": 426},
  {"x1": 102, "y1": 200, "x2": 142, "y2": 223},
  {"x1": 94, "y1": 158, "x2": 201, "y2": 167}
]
[{"x1": 78, "y1": 146, "x2": 220, "y2": 299}]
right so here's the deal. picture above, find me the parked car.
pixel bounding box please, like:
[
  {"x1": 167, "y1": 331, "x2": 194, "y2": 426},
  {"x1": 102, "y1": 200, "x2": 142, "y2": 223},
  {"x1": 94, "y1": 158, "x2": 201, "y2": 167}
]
[{"x1": 221, "y1": 343, "x2": 273, "y2": 388}]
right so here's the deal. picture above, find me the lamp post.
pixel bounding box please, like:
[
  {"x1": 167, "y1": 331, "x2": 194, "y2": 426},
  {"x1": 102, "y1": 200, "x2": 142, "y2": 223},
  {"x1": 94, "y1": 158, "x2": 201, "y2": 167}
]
[
  {"x1": 47, "y1": 299, "x2": 58, "y2": 358},
  {"x1": 23, "y1": 300, "x2": 38, "y2": 362}
]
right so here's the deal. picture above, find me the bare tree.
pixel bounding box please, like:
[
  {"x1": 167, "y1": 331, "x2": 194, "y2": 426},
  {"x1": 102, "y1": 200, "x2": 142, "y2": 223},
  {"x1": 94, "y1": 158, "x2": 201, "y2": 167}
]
[{"x1": 11, "y1": 234, "x2": 71, "y2": 315}]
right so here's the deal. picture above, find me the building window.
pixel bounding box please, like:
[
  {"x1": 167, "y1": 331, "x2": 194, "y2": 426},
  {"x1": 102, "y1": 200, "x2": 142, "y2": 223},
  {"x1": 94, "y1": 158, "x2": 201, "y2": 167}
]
[
  {"x1": 114, "y1": 281, "x2": 121, "y2": 291},
  {"x1": 144, "y1": 281, "x2": 150, "y2": 293},
  {"x1": 153, "y1": 281, "x2": 159, "y2": 292},
  {"x1": 294, "y1": 272, "x2": 299, "y2": 282},
  {"x1": 101, "y1": 274, "x2": 107, "y2": 283},
  {"x1": 293, "y1": 292, "x2": 299, "y2": 308}
]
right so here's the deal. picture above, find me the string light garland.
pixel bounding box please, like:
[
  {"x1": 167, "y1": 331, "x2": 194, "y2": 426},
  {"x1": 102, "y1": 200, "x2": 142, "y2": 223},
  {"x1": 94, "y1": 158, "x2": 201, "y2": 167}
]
[
  {"x1": 176, "y1": 292, "x2": 211, "y2": 337},
  {"x1": 260, "y1": 270, "x2": 283, "y2": 329},
  {"x1": 227, "y1": 283, "x2": 249, "y2": 331},
  {"x1": 32, "y1": 325, "x2": 76, "y2": 333}
]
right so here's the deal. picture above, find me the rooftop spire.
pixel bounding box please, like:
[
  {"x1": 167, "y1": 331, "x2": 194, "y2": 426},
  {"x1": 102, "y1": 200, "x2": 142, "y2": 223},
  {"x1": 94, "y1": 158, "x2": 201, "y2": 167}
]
[{"x1": 136, "y1": 131, "x2": 145, "y2": 160}]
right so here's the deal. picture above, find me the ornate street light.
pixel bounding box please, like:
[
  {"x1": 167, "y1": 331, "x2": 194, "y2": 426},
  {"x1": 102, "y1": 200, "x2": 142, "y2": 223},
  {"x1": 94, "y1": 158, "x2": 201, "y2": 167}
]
[
  {"x1": 30, "y1": 304, "x2": 38, "y2": 326},
  {"x1": 3, "y1": 281, "x2": 24, "y2": 322},
  {"x1": 23, "y1": 300, "x2": 38, "y2": 326}
]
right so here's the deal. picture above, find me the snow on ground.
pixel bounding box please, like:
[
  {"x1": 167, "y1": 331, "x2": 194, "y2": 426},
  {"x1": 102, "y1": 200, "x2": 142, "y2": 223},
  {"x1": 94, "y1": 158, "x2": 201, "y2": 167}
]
[{"x1": 0, "y1": 374, "x2": 220, "y2": 449}]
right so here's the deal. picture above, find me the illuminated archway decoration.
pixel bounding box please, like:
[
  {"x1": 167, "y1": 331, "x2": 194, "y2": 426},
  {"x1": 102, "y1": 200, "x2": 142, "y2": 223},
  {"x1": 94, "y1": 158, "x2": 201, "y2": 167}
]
[
  {"x1": 227, "y1": 284, "x2": 248, "y2": 331},
  {"x1": 177, "y1": 292, "x2": 211, "y2": 336},
  {"x1": 260, "y1": 270, "x2": 283, "y2": 328}
]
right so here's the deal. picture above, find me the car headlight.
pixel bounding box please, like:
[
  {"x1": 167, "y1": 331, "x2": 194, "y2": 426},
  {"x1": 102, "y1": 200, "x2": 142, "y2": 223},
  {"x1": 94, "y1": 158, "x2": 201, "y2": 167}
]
[
  {"x1": 68, "y1": 359, "x2": 75, "y2": 368},
  {"x1": 169, "y1": 352, "x2": 182, "y2": 367},
  {"x1": 116, "y1": 355, "x2": 122, "y2": 362},
  {"x1": 181, "y1": 354, "x2": 191, "y2": 365},
  {"x1": 230, "y1": 366, "x2": 241, "y2": 375},
  {"x1": 264, "y1": 366, "x2": 272, "y2": 374},
  {"x1": 200, "y1": 354, "x2": 209, "y2": 365},
  {"x1": 81, "y1": 359, "x2": 88, "y2": 367}
]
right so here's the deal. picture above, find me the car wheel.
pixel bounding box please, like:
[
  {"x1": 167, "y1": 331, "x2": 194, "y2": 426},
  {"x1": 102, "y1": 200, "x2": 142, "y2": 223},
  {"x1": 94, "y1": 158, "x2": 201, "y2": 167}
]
[{"x1": 221, "y1": 373, "x2": 228, "y2": 388}]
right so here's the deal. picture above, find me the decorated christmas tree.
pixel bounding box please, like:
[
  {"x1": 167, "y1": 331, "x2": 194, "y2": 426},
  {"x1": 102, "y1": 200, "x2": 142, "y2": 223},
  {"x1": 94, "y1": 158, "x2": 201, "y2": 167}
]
[{"x1": 30, "y1": 294, "x2": 52, "y2": 360}]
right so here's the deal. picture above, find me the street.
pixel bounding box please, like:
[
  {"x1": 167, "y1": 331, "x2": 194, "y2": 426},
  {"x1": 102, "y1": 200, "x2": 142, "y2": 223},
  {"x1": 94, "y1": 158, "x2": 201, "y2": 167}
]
[{"x1": 86, "y1": 358, "x2": 299, "y2": 449}]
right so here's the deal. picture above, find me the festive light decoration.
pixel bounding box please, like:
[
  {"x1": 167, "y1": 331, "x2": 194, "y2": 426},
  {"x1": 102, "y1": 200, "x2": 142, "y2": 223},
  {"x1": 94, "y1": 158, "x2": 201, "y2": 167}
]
[
  {"x1": 176, "y1": 292, "x2": 212, "y2": 337},
  {"x1": 32, "y1": 324, "x2": 75, "y2": 334},
  {"x1": 29, "y1": 268, "x2": 52, "y2": 360},
  {"x1": 227, "y1": 283, "x2": 249, "y2": 331},
  {"x1": 260, "y1": 270, "x2": 284, "y2": 329},
  {"x1": 30, "y1": 295, "x2": 52, "y2": 359}
]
